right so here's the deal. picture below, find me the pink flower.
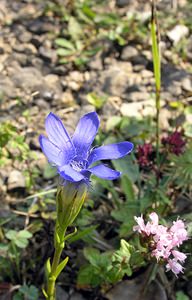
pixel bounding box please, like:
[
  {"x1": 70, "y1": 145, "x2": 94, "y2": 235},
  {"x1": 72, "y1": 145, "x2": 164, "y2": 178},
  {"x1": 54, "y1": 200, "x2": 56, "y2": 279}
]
[
  {"x1": 166, "y1": 259, "x2": 184, "y2": 276},
  {"x1": 162, "y1": 131, "x2": 186, "y2": 155},
  {"x1": 137, "y1": 143, "x2": 153, "y2": 167},
  {"x1": 172, "y1": 250, "x2": 187, "y2": 262},
  {"x1": 133, "y1": 215, "x2": 149, "y2": 235},
  {"x1": 133, "y1": 212, "x2": 188, "y2": 276},
  {"x1": 170, "y1": 220, "x2": 188, "y2": 246},
  {"x1": 149, "y1": 212, "x2": 159, "y2": 226},
  {"x1": 133, "y1": 212, "x2": 159, "y2": 236},
  {"x1": 170, "y1": 220, "x2": 185, "y2": 232}
]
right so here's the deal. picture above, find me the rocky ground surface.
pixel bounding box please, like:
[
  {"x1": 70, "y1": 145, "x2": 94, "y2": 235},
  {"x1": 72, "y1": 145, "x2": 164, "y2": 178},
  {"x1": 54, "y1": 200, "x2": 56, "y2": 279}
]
[{"x1": 0, "y1": 0, "x2": 192, "y2": 299}]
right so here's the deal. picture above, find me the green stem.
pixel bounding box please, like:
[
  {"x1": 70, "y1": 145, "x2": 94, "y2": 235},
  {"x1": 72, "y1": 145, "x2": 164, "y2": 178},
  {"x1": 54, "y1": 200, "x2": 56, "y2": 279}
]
[
  {"x1": 44, "y1": 183, "x2": 87, "y2": 300},
  {"x1": 156, "y1": 88, "x2": 160, "y2": 184},
  {"x1": 47, "y1": 246, "x2": 63, "y2": 300},
  {"x1": 151, "y1": 0, "x2": 161, "y2": 186},
  {"x1": 46, "y1": 227, "x2": 66, "y2": 300}
]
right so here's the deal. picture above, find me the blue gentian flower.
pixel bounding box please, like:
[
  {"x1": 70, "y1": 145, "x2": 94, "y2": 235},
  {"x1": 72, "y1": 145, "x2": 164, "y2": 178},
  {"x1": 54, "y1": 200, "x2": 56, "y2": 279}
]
[{"x1": 39, "y1": 112, "x2": 133, "y2": 183}]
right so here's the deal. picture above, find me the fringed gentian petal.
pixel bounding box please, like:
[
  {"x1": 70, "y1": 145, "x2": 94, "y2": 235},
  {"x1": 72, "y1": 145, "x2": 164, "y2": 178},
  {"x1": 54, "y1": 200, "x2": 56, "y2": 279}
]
[{"x1": 39, "y1": 111, "x2": 133, "y2": 184}]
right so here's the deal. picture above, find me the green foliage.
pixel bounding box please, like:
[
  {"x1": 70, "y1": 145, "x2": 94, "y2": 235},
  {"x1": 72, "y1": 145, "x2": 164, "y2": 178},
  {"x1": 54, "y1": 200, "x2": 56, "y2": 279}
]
[
  {"x1": 43, "y1": 164, "x2": 57, "y2": 179},
  {"x1": 13, "y1": 285, "x2": 39, "y2": 300},
  {"x1": 176, "y1": 291, "x2": 190, "y2": 300},
  {"x1": 0, "y1": 121, "x2": 38, "y2": 189},
  {"x1": 106, "y1": 116, "x2": 122, "y2": 132},
  {"x1": 112, "y1": 154, "x2": 139, "y2": 184},
  {"x1": 55, "y1": 257, "x2": 69, "y2": 279},
  {"x1": 166, "y1": 145, "x2": 192, "y2": 190},
  {"x1": 111, "y1": 239, "x2": 133, "y2": 280},
  {"x1": 0, "y1": 122, "x2": 16, "y2": 148},
  {"x1": 0, "y1": 228, "x2": 33, "y2": 283},
  {"x1": 5, "y1": 229, "x2": 32, "y2": 249},
  {"x1": 111, "y1": 201, "x2": 139, "y2": 236},
  {"x1": 87, "y1": 92, "x2": 107, "y2": 109},
  {"x1": 78, "y1": 240, "x2": 133, "y2": 287},
  {"x1": 50, "y1": 0, "x2": 148, "y2": 67}
]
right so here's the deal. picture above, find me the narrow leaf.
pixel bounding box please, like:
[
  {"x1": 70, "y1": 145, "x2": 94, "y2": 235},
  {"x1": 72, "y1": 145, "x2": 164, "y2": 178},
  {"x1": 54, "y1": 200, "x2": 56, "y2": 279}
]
[
  {"x1": 121, "y1": 175, "x2": 135, "y2": 201},
  {"x1": 56, "y1": 48, "x2": 75, "y2": 57},
  {"x1": 45, "y1": 258, "x2": 51, "y2": 280},
  {"x1": 55, "y1": 257, "x2": 69, "y2": 279},
  {"x1": 55, "y1": 38, "x2": 75, "y2": 50},
  {"x1": 63, "y1": 227, "x2": 77, "y2": 241},
  {"x1": 42, "y1": 287, "x2": 48, "y2": 299},
  {"x1": 68, "y1": 17, "x2": 83, "y2": 40},
  {"x1": 151, "y1": 8, "x2": 161, "y2": 91}
]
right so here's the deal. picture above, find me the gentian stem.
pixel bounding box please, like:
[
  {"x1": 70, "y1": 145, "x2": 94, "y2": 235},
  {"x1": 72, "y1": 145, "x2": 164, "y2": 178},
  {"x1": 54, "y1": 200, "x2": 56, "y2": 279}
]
[
  {"x1": 47, "y1": 227, "x2": 66, "y2": 300},
  {"x1": 151, "y1": 0, "x2": 161, "y2": 186},
  {"x1": 45, "y1": 183, "x2": 87, "y2": 300}
]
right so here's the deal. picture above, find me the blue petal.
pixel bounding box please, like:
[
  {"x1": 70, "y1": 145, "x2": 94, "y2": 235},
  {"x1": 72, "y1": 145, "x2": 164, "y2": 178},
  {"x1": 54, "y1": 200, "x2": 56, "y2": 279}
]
[
  {"x1": 88, "y1": 164, "x2": 121, "y2": 180},
  {"x1": 39, "y1": 135, "x2": 65, "y2": 166},
  {"x1": 45, "y1": 113, "x2": 75, "y2": 160},
  {"x1": 88, "y1": 142, "x2": 134, "y2": 164},
  {"x1": 59, "y1": 165, "x2": 85, "y2": 182},
  {"x1": 72, "y1": 112, "x2": 99, "y2": 158}
]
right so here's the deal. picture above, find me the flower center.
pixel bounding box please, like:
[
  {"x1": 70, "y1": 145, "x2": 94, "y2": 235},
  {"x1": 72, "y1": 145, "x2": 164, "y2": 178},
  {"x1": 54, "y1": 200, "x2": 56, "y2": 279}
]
[{"x1": 70, "y1": 157, "x2": 88, "y2": 172}]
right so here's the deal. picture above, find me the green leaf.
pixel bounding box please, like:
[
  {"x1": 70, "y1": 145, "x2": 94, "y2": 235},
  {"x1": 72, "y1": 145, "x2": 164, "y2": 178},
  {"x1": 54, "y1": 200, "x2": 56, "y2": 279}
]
[
  {"x1": 55, "y1": 231, "x2": 61, "y2": 246},
  {"x1": 87, "y1": 93, "x2": 107, "y2": 109},
  {"x1": 112, "y1": 202, "x2": 139, "y2": 223},
  {"x1": 13, "y1": 293, "x2": 23, "y2": 300},
  {"x1": 42, "y1": 288, "x2": 48, "y2": 299},
  {"x1": 68, "y1": 17, "x2": 83, "y2": 40},
  {"x1": 45, "y1": 258, "x2": 51, "y2": 279},
  {"x1": 121, "y1": 175, "x2": 135, "y2": 201},
  {"x1": 63, "y1": 227, "x2": 77, "y2": 241},
  {"x1": 56, "y1": 48, "x2": 75, "y2": 57},
  {"x1": 83, "y1": 47, "x2": 101, "y2": 57},
  {"x1": 58, "y1": 58, "x2": 69, "y2": 64},
  {"x1": 140, "y1": 195, "x2": 153, "y2": 211},
  {"x1": 43, "y1": 164, "x2": 57, "y2": 179},
  {"x1": 55, "y1": 257, "x2": 69, "y2": 279},
  {"x1": 83, "y1": 247, "x2": 100, "y2": 266},
  {"x1": 113, "y1": 239, "x2": 133, "y2": 263},
  {"x1": 74, "y1": 56, "x2": 89, "y2": 66},
  {"x1": 169, "y1": 101, "x2": 184, "y2": 109},
  {"x1": 106, "y1": 116, "x2": 122, "y2": 131},
  {"x1": 5, "y1": 230, "x2": 17, "y2": 240},
  {"x1": 151, "y1": 11, "x2": 161, "y2": 91},
  {"x1": 19, "y1": 285, "x2": 39, "y2": 300},
  {"x1": 130, "y1": 250, "x2": 145, "y2": 267},
  {"x1": 55, "y1": 38, "x2": 75, "y2": 50},
  {"x1": 0, "y1": 217, "x2": 12, "y2": 226},
  {"x1": 68, "y1": 225, "x2": 97, "y2": 243},
  {"x1": 75, "y1": 40, "x2": 84, "y2": 51},
  {"x1": 112, "y1": 154, "x2": 139, "y2": 183},
  {"x1": 15, "y1": 238, "x2": 29, "y2": 249},
  {"x1": 183, "y1": 122, "x2": 192, "y2": 138},
  {"x1": 0, "y1": 243, "x2": 8, "y2": 252},
  {"x1": 111, "y1": 202, "x2": 139, "y2": 237},
  {"x1": 112, "y1": 239, "x2": 133, "y2": 278},
  {"x1": 82, "y1": 5, "x2": 96, "y2": 20},
  {"x1": 17, "y1": 230, "x2": 32, "y2": 239},
  {"x1": 176, "y1": 291, "x2": 189, "y2": 300},
  {"x1": 77, "y1": 265, "x2": 95, "y2": 286},
  {"x1": 6, "y1": 230, "x2": 32, "y2": 248},
  {"x1": 121, "y1": 239, "x2": 133, "y2": 255}
]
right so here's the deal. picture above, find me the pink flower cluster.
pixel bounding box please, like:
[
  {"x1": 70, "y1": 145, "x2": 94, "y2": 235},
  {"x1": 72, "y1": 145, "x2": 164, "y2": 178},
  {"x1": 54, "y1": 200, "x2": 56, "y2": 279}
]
[
  {"x1": 133, "y1": 212, "x2": 188, "y2": 276},
  {"x1": 137, "y1": 143, "x2": 153, "y2": 168},
  {"x1": 162, "y1": 130, "x2": 186, "y2": 155}
]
